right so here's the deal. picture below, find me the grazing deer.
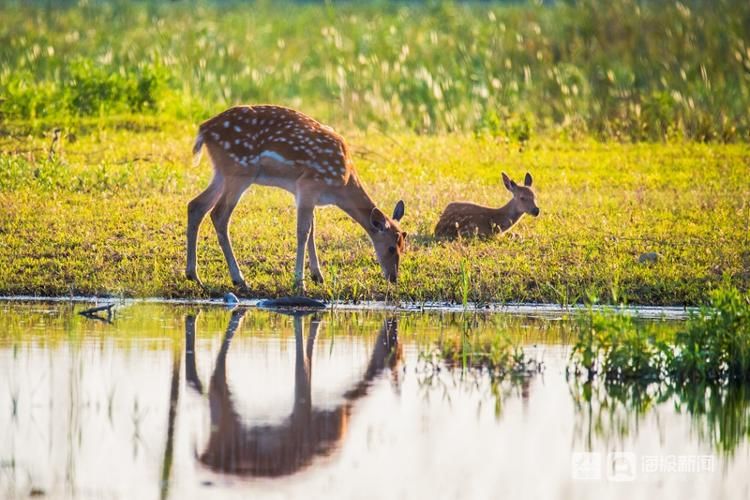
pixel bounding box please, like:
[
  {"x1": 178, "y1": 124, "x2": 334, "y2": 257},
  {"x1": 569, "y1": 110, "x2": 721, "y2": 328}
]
[
  {"x1": 187, "y1": 105, "x2": 407, "y2": 293},
  {"x1": 184, "y1": 310, "x2": 401, "y2": 477},
  {"x1": 434, "y1": 172, "x2": 540, "y2": 239}
]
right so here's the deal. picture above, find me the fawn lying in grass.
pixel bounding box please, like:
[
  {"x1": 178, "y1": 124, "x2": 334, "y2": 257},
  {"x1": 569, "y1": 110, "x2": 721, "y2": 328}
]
[{"x1": 434, "y1": 172, "x2": 540, "y2": 239}]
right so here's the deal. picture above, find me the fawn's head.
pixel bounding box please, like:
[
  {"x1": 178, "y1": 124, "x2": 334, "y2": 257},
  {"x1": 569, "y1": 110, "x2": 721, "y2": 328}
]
[
  {"x1": 369, "y1": 200, "x2": 407, "y2": 283},
  {"x1": 503, "y1": 172, "x2": 540, "y2": 217}
]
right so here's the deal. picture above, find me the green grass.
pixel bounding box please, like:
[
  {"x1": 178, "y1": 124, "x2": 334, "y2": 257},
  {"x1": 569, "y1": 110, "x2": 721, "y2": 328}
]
[
  {"x1": 1, "y1": 0, "x2": 749, "y2": 140},
  {"x1": 0, "y1": 126, "x2": 747, "y2": 303},
  {"x1": 0, "y1": 1, "x2": 748, "y2": 303},
  {"x1": 568, "y1": 285, "x2": 750, "y2": 455},
  {"x1": 570, "y1": 286, "x2": 750, "y2": 383}
]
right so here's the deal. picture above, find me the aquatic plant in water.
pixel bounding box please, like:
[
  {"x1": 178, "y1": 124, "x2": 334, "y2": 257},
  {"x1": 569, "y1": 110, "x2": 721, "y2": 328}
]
[
  {"x1": 570, "y1": 286, "x2": 750, "y2": 384},
  {"x1": 568, "y1": 286, "x2": 750, "y2": 455}
]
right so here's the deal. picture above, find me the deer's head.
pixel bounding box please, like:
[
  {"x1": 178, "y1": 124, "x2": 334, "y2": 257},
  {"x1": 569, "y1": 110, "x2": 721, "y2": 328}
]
[
  {"x1": 503, "y1": 172, "x2": 540, "y2": 217},
  {"x1": 369, "y1": 200, "x2": 407, "y2": 283}
]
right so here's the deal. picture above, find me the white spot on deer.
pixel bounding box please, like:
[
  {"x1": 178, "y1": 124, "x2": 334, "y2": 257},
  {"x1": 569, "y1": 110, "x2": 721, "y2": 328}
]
[
  {"x1": 224, "y1": 121, "x2": 230, "y2": 128},
  {"x1": 234, "y1": 126, "x2": 241, "y2": 132},
  {"x1": 210, "y1": 132, "x2": 220, "y2": 140},
  {"x1": 259, "y1": 150, "x2": 292, "y2": 165}
]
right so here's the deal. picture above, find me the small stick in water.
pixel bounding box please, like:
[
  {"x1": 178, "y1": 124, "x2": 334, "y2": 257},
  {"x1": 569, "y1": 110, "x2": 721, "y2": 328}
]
[{"x1": 78, "y1": 303, "x2": 115, "y2": 323}]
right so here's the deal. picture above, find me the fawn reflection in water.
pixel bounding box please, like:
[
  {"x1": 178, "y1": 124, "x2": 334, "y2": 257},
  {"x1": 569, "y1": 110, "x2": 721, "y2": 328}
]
[{"x1": 184, "y1": 309, "x2": 402, "y2": 477}]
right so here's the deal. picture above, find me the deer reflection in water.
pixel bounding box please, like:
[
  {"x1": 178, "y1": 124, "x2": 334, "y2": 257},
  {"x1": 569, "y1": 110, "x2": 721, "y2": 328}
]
[{"x1": 184, "y1": 310, "x2": 401, "y2": 477}]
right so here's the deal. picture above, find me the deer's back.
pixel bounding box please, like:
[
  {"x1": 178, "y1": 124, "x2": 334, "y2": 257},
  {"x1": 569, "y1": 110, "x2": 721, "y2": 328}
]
[
  {"x1": 434, "y1": 202, "x2": 497, "y2": 239},
  {"x1": 198, "y1": 105, "x2": 353, "y2": 185}
]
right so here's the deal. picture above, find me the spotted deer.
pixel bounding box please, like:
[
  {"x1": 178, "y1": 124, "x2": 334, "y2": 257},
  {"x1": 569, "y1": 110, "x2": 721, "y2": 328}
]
[
  {"x1": 434, "y1": 172, "x2": 540, "y2": 239},
  {"x1": 187, "y1": 105, "x2": 406, "y2": 292}
]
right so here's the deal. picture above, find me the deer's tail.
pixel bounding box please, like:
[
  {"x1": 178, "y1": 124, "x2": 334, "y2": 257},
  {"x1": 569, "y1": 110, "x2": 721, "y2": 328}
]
[{"x1": 192, "y1": 131, "x2": 205, "y2": 166}]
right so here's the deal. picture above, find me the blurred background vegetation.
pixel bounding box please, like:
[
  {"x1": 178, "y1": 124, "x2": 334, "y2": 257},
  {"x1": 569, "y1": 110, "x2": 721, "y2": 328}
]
[{"x1": 1, "y1": 0, "x2": 749, "y2": 141}]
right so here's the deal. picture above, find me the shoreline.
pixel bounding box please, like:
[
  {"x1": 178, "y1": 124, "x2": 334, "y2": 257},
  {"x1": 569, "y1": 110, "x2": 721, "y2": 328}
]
[{"x1": 0, "y1": 295, "x2": 694, "y2": 320}]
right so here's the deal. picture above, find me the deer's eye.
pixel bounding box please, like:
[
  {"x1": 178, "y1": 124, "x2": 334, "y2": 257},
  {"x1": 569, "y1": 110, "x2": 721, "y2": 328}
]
[{"x1": 388, "y1": 246, "x2": 396, "y2": 254}]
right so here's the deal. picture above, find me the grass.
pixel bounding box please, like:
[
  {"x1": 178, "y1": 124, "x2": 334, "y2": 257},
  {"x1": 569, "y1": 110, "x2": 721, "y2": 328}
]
[
  {"x1": 570, "y1": 285, "x2": 750, "y2": 383},
  {"x1": 1, "y1": 0, "x2": 749, "y2": 140},
  {"x1": 568, "y1": 285, "x2": 750, "y2": 455},
  {"x1": 0, "y1": 1, "x2": 748, "y2": 304},
  {"x1": 0, "y1": 127, "x2": 747, "y2": 303}
]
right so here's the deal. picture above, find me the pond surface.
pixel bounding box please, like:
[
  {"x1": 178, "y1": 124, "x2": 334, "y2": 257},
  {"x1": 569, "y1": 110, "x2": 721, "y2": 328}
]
[{"x1": 1, "y1": 302, "x2": 748, "y2": 499}]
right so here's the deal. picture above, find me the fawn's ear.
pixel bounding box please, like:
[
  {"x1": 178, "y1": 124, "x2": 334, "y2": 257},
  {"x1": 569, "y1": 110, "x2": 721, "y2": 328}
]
[
  {"x1": 392, "y1": 200, "x2": 405, "y2": 221},
  {"x1": 524, "y1": 172, "x2": 533, "y2": 187},
  {"x1": 370, "y1": 208, "x2": 388, "y2": 231},
  {"x1": 502, "y1": 172, "x2": 516, "y2": 192}
]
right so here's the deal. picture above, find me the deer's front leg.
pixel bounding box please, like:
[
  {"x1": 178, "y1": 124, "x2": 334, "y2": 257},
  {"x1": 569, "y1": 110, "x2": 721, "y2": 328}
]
[
  {"x1": 307, "y1": 213, "x2": 324, "y2": 284},
  {"x1": 295, "y1": 201, "x2": 315, "y2": 295}
]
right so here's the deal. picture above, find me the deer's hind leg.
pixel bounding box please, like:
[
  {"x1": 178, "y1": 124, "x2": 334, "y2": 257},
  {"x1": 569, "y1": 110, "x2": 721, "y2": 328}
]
[
  {"x1": 210, "y1": 176, "x2": 254, "y2": 288},
  {"x1": 187, "y1": 172, "x2": 224, "y2": 285}
]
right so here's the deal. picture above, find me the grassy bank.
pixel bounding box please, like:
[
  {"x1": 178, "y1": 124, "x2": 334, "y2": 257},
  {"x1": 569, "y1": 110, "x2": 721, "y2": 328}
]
[
  {"x1": 0, "y1": 126, "x2": 747, "y2": 304},
  {"x1": 0, "y1": 1, "x2": 748, "y2": 303}
]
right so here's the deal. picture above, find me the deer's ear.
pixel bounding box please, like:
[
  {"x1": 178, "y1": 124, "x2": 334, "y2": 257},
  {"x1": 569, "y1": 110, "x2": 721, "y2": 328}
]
[
  {"x1": 370, "y1": 208, "x2": 388, "y2": 232},
  {"x1": 524, "y1": 172, "x2": 533, "y2": 187},
  {"x1": 392, "y1": 200, "x2": 405, "y2": 221},
  {"x1": 502, "y1": 172, "x2": 515, "y2": 192}
]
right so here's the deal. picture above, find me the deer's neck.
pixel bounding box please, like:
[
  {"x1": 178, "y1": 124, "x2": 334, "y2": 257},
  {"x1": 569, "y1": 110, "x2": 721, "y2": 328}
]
[
  {"x1": 336, "y1": 174, "x2": 377, "y2": 234},
  {"x1": 492, "y1": 200, "x2": 524, "y2": 232}
]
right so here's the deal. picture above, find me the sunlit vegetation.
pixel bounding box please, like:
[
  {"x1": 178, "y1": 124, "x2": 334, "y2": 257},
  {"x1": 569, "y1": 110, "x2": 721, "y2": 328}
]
[
  {"x1": 568, "y1": 285, "x2": 750, "y2": 455},
  {"x1": 0, "y1": 1, "x2": 748, "y2": 303},
  {"x1": 569, "y1": 285, "x2": 750, "y2": 383},
  {"x1": 1, "y1": 127, "x2": 746, "y2": 303},
  {"x1": 2, "y1": 0, "x2": 749, "y2": 140}
]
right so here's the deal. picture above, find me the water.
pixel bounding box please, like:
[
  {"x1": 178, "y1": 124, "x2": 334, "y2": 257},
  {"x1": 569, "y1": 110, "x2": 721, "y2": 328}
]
[{"x1": 1, "y1": 302, "x2": 748, "y2": 499}]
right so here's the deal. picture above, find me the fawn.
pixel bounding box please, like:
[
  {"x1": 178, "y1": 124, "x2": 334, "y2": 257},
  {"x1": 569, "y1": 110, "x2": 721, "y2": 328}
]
[{"x1": 434, "y1": 172, "x2": 539, "y2": 239}]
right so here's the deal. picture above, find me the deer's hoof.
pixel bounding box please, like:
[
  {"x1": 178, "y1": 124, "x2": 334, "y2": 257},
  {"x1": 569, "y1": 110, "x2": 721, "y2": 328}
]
[
  {"x1": 186, "y1": 271, "x2": 204, "y2": 287},
  {"x1": 310, "y1": 271, "x2": 325, "y2": 284},
  {"x1": 232, "y1": 279, "x2": 249, "y2": 291}
]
